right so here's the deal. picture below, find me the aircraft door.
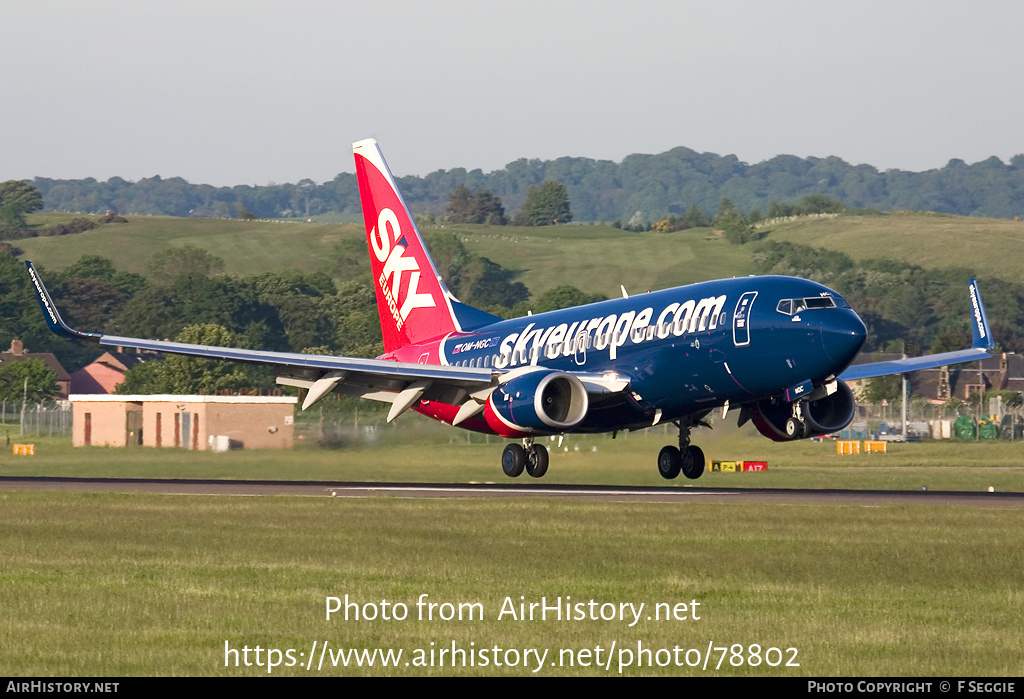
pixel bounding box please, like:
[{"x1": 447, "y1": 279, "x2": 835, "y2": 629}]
[
  {"x1": 733, "y1": 292, "x2": 757, "y2": 346},
  {"x1": 573, "y1": 329, "x2": 587, "y2": 365}
]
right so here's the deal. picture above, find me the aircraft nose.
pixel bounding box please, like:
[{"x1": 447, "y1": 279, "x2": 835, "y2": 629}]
[{"x1": 820, "y1": 310, "x2": 867, "y2": 367}]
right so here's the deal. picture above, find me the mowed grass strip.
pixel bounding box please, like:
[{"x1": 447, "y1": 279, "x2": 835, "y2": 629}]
[
  {"x1": 1, "y1": 490, "x2": 1021, "y2": 676},
  {"x1": 4, "y1": 422, "x2": 1024, "y2": 492}
]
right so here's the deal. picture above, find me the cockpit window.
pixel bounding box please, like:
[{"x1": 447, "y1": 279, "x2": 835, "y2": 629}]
[{"x1": 777, "y1": 296, "x2": 838, "y2": 315}]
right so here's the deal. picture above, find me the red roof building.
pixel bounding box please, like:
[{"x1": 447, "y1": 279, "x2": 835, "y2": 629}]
[{"x1": 69, "y1": 351, "x2": 147, "y2": 395}]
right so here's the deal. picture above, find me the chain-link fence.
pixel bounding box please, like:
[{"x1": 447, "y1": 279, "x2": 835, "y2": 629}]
[
  {"x1": 6, "y1": 394, "x2": 1018, "y2": 446},
  {"x1": 293, "y1": 404, "x2": 503, "y2": 448},
  {"x1": 0, "y1": 401, "x2": 73, "y2": 437},
  {"x1": 852, "y1": 394, "x2": 1024, "y2": 440}
]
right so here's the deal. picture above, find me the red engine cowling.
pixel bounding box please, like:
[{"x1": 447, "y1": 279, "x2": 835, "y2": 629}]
[{"x1": 751, "y1": 380, "x2": 856, "y2": 441}]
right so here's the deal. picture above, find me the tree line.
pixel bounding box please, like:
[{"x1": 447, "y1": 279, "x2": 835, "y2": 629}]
[
  {"x1": 751, "y1": 241, "x2": 1024, "y2": 355},
  {"x1": 427, "y1": 179, "x2": 572, "y2": 227},
  {"x1": 23, "y1": 149, "x2": 1024, "y2": 224}
]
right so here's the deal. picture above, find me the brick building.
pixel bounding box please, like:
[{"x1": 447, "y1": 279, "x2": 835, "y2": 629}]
[{"x1": 70, "y1": 394, "x2": 297, "y2": 450}]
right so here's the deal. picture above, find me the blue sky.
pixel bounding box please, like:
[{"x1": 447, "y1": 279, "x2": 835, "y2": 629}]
[{"x1": 2, "y1": 0, "x2": 1022, "y2": 185}]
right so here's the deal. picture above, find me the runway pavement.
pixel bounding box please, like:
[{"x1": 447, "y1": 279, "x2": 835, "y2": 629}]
[{"x1": 2, "y1": 475, "x2": 1022, "y2": 507}]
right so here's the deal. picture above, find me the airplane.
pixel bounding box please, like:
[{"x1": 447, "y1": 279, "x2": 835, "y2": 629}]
[{"x1": 27, "y1": 138, "x2": 995, "y2": 480}]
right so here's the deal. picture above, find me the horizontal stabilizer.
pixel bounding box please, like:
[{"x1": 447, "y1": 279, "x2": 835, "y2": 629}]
[{"x1": 450, "y1": 300, "x2": 504, "y2": 331}]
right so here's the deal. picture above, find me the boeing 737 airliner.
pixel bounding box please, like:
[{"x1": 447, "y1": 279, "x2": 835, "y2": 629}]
[{"x1": 27, "y1": 139, "x2": 994, "y2": 480}]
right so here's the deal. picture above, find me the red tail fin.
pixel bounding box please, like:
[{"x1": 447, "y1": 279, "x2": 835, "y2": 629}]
[{"x1": 353, "y1": 139, "x2": 460, "y2": 352}]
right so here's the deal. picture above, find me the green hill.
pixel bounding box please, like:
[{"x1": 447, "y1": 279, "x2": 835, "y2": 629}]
[
  {"x1": 758, "y1": 211, "x2": 1024, "y2": 281},
  {"x1": 16, "y1": 210, "x2": 1024, "y2": 299},
  {"x1": 8, "y1": 209, "x2": 1024, "y2": 370},
  {"x1": 431, "y1": 224, "x2": 755, "y2": 297},
  {"x1": 16, "y1": 213, "x2": 758, "y2": 297},
  {"x1": 16, "y1": 214, "x2": 362, "y2": 277}
]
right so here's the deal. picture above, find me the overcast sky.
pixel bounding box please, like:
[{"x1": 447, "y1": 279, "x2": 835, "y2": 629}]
[{"x1": 2, "y1": 1, "x2": 1022, "y2": 186}]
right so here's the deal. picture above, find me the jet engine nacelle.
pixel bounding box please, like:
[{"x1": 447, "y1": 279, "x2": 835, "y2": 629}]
[
  {"x1": 484, "y1": 369, "x2": 589, "y2": 436},
  {"x1": 751, "y1": 380, "x2": 856, "y2": 442}
]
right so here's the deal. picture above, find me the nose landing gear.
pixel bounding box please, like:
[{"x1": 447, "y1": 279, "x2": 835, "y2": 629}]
[{"x1": 785, "y1": 402, "x2": 807, "y2": 439}]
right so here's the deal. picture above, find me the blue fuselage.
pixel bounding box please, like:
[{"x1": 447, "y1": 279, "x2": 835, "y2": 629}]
[{"x1": 421, "y1": 275, "x2": 866, "y2": 432}]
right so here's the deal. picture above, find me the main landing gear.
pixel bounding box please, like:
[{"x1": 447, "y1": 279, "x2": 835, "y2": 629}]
[
  {"x1": 502, "y1": 438, "x2": 549, "y2": 478},
  {"x1": 657, "y1": 421, "x2": 705, "y2": 480}
]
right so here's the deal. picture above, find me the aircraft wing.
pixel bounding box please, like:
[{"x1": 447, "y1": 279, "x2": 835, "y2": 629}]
[
  {"x1": 27, "y1": 261, "x2": 495, "y2": 416},
  {"x1": 839, "y1": 347, "x2": 991, "y2": 381},
  {"x1": 838, "y1": 278, "x2": 994, "y2": 382}
]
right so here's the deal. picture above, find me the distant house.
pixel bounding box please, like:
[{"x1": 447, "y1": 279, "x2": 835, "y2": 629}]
[
  {"x1": 69, "y1": 351, "x2": 147, "y2": 395},
  {"x1": 0, "y1": 339, "x2": 71, "y2": 399},
  {"x1": 919, "y1": 352, "x2": 1024, "y2": 400}
]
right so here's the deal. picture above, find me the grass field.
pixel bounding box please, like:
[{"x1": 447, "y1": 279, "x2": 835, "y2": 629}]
[
  {"x1": 3, "y1": 417, "x2": 1024, "y2": 491},
  {"x1": 16, "y1": 214, "x2": 363, "y2": 277},
  {"x1": 1, "y1": 489, "x2": 1022, "y2": 676},
  {"x1": 762, "y1": 211, "x2": 1024, "y2": 280},
  {"x1": 16, "y1": 214, "x2": 750, "y2": 298},
  {"x1": 2, "y1": 429, "x2": 1022, "y2": 676},
  {"x1": 439, "y1": 224, "x2": 756, "y2": 296},
  {"x1": 18, "y1": 211, "x2": 1024, "y2": 302}
]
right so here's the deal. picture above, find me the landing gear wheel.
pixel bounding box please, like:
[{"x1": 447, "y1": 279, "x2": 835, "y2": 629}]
[
  {"x1": 785, "y1": 417, "x2": 804, "y2": 439},
  {"x1": 682, "y1": 445, "x2": 705, "y2": 479},
  {"x1": 526, "y1": 444, "x2": 549, "y2": 478},
  {"x1": 502, "y1": 443, "x2": 526, "y2": 477},
  {"x1": 657, "y1": 446, "x2": 682, "y2": 479}
]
